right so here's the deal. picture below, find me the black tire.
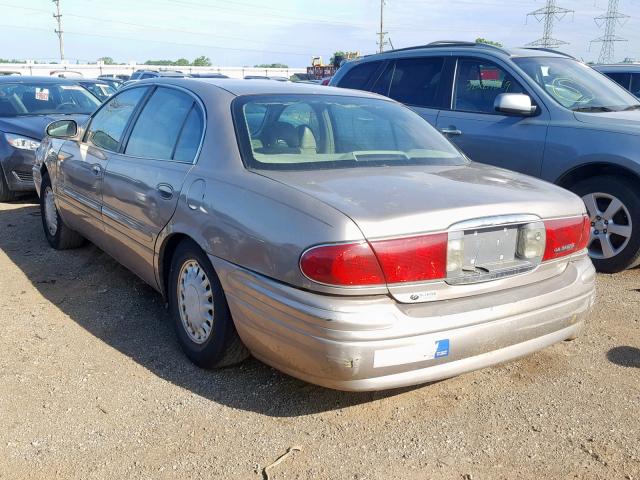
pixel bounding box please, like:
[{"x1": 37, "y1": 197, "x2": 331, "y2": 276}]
[
  {"x1": 40, "y1": 172, "x2": 85, "y2": 250},
  {"x1": 168, "y1": 239, "x2": 249, "y2": 368},
  {"x1": 570, "y1": 175, "x2": 640, "y2": 273},
  {"x1": 0, "y1": 165, "x2": 17, "y2": 202}
]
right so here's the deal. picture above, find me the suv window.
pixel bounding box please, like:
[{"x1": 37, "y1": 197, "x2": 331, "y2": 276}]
[
  {"x1": 125, "y1": 87, "x2": 198, "y2": 161},
  {"x1": 631, "y1": 74, "x2": 640, "y2": 97},
  {"x1": 605, "y1": 72, "x2": 632, "y2": 89},
  {"x1": 86, "y1": 87, "x2": 148, "y2": 152},
  {"x1": 388, "y1": 57, "x2": 445, "y2": 109},
  {"x1": 140, "y1": 73, "x2": 156, "y2": 79},
  {"x1": 454, "y1": 58, "x2": 525, "y2": 114},
  {"x1": 338, "y1": 61, "x2": 382, "y2": 90}
]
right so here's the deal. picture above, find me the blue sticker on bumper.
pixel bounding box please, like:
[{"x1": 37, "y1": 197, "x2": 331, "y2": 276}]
[{"x1": 435, "y1": 339, "x2": 450, "y2": 358}]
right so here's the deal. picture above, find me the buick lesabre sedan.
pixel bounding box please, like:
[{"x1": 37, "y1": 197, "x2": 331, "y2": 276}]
[{"x1": 33, "y1": 79, "x2": 595, "y2": 391}]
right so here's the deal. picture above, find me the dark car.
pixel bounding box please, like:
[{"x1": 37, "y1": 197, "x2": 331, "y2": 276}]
[
  {"x1": 77, "y1": 80, "x2": 118, "y2": 102},
  {"x1": 594, "y1": 64, "x2": 640, "y2": 98},
  {"x1": 130, "y1": 70, "x2": 185, "y2": 81},
  {"x1": 188, "y1": 73, "x2": 229, "y2": 79},
  {"x1": 96, "y1": 76, "x2": 126, "y2": 89},
  {"x1": 0, "y1": 77, "x2": 100, "y2": 201}
]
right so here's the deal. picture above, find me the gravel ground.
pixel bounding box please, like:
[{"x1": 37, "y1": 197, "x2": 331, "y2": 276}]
[{"x1": 0, "y1": 199, "x2": 639, "y2": 480}]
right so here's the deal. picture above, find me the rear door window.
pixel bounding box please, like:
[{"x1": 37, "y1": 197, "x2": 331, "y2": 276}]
[
  {"x1": 85, "y1": 87, "x2": 148, "y2": 152},
  {"x1": 338, "y1": 61, "x2": 383, "y2": 90},
  {"x1": 631, "y1": 74, "x2": 640, "y2": 97},
  {"x1": 387, "y1": 57, "x2": 446, "y2": 109},
  {"x1": 125, "y1": 87, "x2": 198, "y2": 161},
  {"x1": 454, "y1": 58, "x2": 526, "y2": 114},
  {"x1": 604, "y1": 72, "x2": 632, "y2": 90}
]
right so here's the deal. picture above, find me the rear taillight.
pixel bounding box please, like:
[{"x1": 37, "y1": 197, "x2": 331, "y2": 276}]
[
  {"x1": 300, "y1": 233, "x2": 448, "y2": 287},
  {"x1": 543, "y1": 215, "x2": 591, "y2": 261},
  {"x1": 370, "y1": 233, "x2": 448, "y2": 284},
  {"x1": 300, "y1": 242, "x2": 385, "y2": 286}
]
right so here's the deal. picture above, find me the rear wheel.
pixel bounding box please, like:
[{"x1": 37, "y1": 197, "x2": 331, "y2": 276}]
[
  {"x1": 570, "y1": 175, "x2": 640, "y2": 273},
  {"x1": 168, "y1": 240, "x2": 249, "y2": 368},
  {"x1": 40, "y1": 173, "x2": 85, "y2": 250},
  {"x1": 0, "y1": 165, "x2": 17, "y2": 202}
]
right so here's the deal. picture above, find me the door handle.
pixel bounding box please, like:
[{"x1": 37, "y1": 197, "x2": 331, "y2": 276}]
[
  {"x1": 157, "y1": 183, "x2": 174, "y2": 200},
  {"x1": 440, "y1": 127, "x2": 463, "y2": 136},
  {"x1": 92, "y1": 164, "x2": 102, "y2": 175}
]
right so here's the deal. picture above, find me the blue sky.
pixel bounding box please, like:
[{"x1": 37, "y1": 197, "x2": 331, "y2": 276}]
[{"x1": 0, "y1": 0, "x2": 639, "y2": 66}]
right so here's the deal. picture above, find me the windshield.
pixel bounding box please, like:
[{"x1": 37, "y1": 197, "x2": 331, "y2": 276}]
[
  {"x1": 233, "y1": 94, "x2": 467, "y2": 171},
  {"x1": 0, "y1": 82, "x2": 101, "y2": 116},
  {"x1": 513, "y1": 57, "x2": 639, "y2": 112}
]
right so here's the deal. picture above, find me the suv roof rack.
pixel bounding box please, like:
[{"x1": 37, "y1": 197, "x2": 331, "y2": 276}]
[
  {"x1": 521, "y1": 47, "x2": 576, "y2": 60},
  {"x1": 386, "y1": 40, "x2": 508, "y2": 55}
]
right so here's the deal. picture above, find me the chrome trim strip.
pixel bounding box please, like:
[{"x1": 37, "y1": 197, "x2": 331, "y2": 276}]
[{"x1": 102, "y1": 205, "x2": 154, "y2": 242}]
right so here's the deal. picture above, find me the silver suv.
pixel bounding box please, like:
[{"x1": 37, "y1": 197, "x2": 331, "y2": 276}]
[{"x1": 331, "y1": 41, "x2": 640, "y2": 273}]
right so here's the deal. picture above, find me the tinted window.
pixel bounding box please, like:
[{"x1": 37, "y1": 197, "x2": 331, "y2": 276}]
[
  {"x1": 86, "y1": 87, "x2": 147, "y2": 152},
  {"x1": 631, "y1": 74, "x2": 640, "y2": 97},
  {"x1": 173, "y1": 106, "x2": 204, "y2": 162},
  {"x1": 604, "y1": 72, "x2": 631, "y2": 90},
  {"x1": 140, "y1": 73, "x2": 156, "y2": 79},
  {"x1": 0, "y1": 82, "x2": 100, "y2": 117},
  {"x1": 338, "y1": 61, "x2": 382, "y2": 90},
  {"x1": 454, "y1": 58, "x2": 525, "y2": 113},
  {"x1": 125, "y1": 87, "x2": 195, "y2": 161},
  {"x1": 234, "y1": 94, "x2": 466, "y2": 171},
  {"x1": 388, "y1": 57, "x2": 445, "y2": 108},
  {"x1": 371, "y1": 62, "x2": 394, "y2": 96}
]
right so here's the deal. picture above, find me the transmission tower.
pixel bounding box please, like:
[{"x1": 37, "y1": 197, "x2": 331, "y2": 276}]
[
  {"x1": 526, "y1": 0, "x2": 574, "y2": 49},
  {"x1": 591, "y1": 0, "x2": 629, "y2": 64},
  {"x1": 377, "y1": 0, "x2": 388, "y2": 53},
  {"x1": 52, "y1": 0, "x2": 64, "y2": 61}
]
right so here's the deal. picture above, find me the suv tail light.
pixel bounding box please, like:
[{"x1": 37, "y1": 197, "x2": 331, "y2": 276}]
[{"x1": 543, "y1": 215, "x2": 591, "y2": 261}]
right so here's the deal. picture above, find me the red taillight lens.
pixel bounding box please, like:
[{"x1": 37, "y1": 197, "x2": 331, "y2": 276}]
[
  {"x1": 370, "y1": 233, "x2": 448, "y2": 283},
  {"x1": 300, "y1": 242, "x2": 385, "y2": 286},
  {"x1": 543, "y1": 215, "x2": 591, "y2": 261}
]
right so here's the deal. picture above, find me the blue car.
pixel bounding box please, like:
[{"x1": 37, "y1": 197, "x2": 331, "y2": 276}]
[
  {"x1": 331, "y1": 41, "x2": 640, "y2": 273},
  {"x1": 594, "y1": 64, "x2": 640, "y2": 98},
  {"x1": 0, "y1": 76, "x2": 100, "y2": 201}
]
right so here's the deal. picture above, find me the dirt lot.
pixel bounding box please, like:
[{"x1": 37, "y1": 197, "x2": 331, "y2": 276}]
[{"x1": 0, "y1": 199, "x2": 639, "y2": 480}]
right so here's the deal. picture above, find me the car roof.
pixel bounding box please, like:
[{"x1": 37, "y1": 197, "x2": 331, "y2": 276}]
[
  {"x1": 132, "y1": 77, "x2": 387, "y2": 99},
  {"x1": 0, "y1": 75, "x2": 84, "y2": 84},
  {"x1": 594, "y1": 64, "x2": 640, "y2": 71},
  {"x1": 355, "y1": 41, "x2": 573, "y2": 63}
]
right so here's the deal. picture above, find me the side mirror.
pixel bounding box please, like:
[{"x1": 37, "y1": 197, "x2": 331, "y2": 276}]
[
  {"x1": 46, "y1": 119, "x2": 78, "y2": 138},
  {"x1": 494, "y1": 93, "x2": 537, "y2": 116}
]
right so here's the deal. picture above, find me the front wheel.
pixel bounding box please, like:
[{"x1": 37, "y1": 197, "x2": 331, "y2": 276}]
[
  {"x1": 168, "y1": 240, "x2": 249, "y2": 368},
  {"x1": 571, "y1": 175, "x2": 640, "y2": 273},
  {"x1": 40, "y1": 172, "x2": 85, "y2": 250}
]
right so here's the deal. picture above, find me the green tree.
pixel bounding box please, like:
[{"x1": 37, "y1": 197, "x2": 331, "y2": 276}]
[
  {"x1": 97, "y1": 56, "x2": 115, "y2": 65},
  {"x1": 254, "y1": 63, "x2": 288, "y2": 68},
  {"x1": 192, "y1": 56, "x2": 212, "y2": 66},
  {"x1": 330, "y1": 51, "x2": 346, "y2": 65},
  {"x1": 475, "y1": 38, "x2": 503, "y2": 47}
]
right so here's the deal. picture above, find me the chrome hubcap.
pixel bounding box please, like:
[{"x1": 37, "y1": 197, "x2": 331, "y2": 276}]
[
  {"x1": 43, "y1": 186, "x2": 58, "y2": 237},
  {"x1": 177, "y1": 260, "x2": 214, "y2": 344},
  {"x1": 582, "y1": 192, "x2": 632, "y2": 260}
]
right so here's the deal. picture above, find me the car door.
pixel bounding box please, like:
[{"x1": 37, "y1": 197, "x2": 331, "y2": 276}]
[
  {"x1": 374, "y1": 56, "x2": 452, "y2": 126},
  {"x1": 100, "y1": 86, "x2": 204, "y2": 288},
  {"x1": 56, "y1": 86, "x2": 149, "y2": 242},
  {"x1": 435, "y1": 57, "x2": 549, "y2": 177}
]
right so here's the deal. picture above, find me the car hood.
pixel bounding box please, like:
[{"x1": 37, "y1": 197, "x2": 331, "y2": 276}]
[
  {"x1": 258, "y1": 163, "x2": 585, "y2": 239},
  {"x1": 0, "y1": 114, "x2": 89, "y2": 141},
  {"x1": 573, "y1": 110, "x2": 640, "y2": 134}
]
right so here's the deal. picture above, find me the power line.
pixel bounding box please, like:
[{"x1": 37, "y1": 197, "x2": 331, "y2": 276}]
[
  {"x1": 591, "y1": 0, "x2": 629, "y2": 64},
  {"x1": 52, "y1": 0, "x2": 63, "y2": 60},
  {"x1": 377, "y1": 0, "x2": 388, "y2": 53},
  {"x1": 526, "y1": 0, "x2": 574, "y2": 49}
]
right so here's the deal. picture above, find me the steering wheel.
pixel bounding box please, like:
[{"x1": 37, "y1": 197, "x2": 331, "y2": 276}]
[
  {"x1": 56, "y1": 102, "x2": 76, "y2": 112},
  {"x1": 550, "y1": 77, "x2": 594, "y2": 106}
]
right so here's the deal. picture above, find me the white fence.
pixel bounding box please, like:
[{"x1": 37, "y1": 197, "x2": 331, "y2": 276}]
[{"x1": 0, "y1": 62, "x2": 307, "y2": 80}]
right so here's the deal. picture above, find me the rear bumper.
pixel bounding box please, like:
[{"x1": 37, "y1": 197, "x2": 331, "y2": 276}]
[{"x1": 212, "y1": 255, "x2": 596, "y2": 391}]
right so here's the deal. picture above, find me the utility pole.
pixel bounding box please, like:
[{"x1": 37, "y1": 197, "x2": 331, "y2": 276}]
[
  {"x1": 377, "y1": 0, "x2": 388, "y2": 53},
  {"x1": 52, "y1": 0, "x2": 64, "y2": 61},
  {"x1": 591, "y1": 0, "x2": 629, "y2": 64},
  {"x1": 526, "y1": 0, "x2": 573, "y2": 49}
]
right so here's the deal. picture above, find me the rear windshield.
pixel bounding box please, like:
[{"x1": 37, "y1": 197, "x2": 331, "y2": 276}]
[
  {"x1": 0, "y1": 82, "x2": 101, "y2": 116},
  {"x1": 233, "y1": 94, "x2": 467, "y2": 170}
]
